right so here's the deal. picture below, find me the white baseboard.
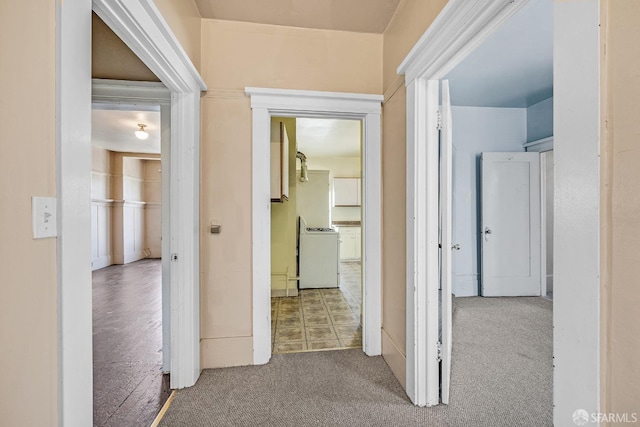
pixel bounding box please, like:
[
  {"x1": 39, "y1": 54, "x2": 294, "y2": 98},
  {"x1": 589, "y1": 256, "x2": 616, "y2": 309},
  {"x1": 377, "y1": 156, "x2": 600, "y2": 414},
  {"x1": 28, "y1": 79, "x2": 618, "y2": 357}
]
[
  {"x1": 91, "y1": 255, "x2": 112, "y2": 271},
  {"x1": 452, "y1": 276, "x2": 479, "y2": 297},
  {"x1": 124, "y1": 250, "x2": 145, "y2": 264}
]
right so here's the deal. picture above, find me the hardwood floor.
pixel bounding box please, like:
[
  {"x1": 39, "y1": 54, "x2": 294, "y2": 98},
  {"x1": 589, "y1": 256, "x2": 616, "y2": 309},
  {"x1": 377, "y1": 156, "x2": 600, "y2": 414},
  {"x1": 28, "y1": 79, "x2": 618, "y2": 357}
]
[{"x1": 93, "y1": 259, "x2": 170, "y2": 427}]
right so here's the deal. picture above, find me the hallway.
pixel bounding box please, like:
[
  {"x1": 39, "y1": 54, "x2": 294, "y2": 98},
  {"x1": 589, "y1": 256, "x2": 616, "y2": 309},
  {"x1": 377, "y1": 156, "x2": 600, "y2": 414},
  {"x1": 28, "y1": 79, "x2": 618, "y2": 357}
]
[
  {"x1": 92, "y1": 259, "x2": 170, "y2": 427},
  {"x1": 158, "y1": 296, "x2": 553, "y2": 426}
]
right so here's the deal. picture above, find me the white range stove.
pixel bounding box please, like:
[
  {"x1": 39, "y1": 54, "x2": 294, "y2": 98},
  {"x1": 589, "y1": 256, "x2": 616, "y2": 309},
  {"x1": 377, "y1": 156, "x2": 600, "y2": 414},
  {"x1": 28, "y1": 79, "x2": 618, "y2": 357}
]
[{"x1": 298, "y1": 216, "x2": 340, "y2": 289}]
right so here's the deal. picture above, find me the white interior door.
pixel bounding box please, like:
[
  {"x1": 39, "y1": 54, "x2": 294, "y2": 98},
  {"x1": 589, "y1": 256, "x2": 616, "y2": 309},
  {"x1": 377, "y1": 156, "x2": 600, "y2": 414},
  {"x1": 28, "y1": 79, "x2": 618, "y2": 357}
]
[
  {"x1": 439, "y1": 80, "x2": 453, "y2": 404},
  {"x1": 481, "y1": 152, "x2": 541, "y2": 296}
]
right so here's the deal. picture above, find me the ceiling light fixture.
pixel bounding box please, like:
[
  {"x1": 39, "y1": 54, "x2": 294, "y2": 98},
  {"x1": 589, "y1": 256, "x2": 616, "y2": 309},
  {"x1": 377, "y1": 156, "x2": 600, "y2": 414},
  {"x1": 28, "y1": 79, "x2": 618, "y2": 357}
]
[{"x1": 135, "y1": 124, "x2": 149, "y2": 140}]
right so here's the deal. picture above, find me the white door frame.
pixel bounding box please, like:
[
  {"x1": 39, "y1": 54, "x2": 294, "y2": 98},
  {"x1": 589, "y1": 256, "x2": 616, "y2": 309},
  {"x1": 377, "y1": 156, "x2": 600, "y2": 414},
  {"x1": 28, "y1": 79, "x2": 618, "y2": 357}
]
[
  {"x1": 245, "y1": 87, "x2": 383, "y2": 364},
  {"x1": 398, "y1": 0, "x2": 601, "y2": 421},
  {"x1": 397, "y1": 0, "x2": 533, "y2": 407},
  {"x1": 554, "y1": 2, "x2": 601, "y2": 424},
  {"x1": 523, "y1": 137, "x2": 555, "y2": 297},
  {"x1": 57, "y1": 1, "x2": 206, "y2": 425}
]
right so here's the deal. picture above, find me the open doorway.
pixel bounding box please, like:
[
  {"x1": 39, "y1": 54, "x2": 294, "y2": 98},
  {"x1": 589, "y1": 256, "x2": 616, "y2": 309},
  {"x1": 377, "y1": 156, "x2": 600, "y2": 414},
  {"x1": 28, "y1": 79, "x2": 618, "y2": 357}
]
[
  {"x1": 270, "y1": 117, "x2": 363, "y2": 353},
  {"x1": 58, "y1": 3, "x2": 205, "y2": 424},
  {"x1": 246, "y1": 87, "x2": 382, "y2": 364},
  {"x1": 443, "y1": 0, "x2": 553, "y2": 299},
  {"x1": 439, "y1": 0, "x2": 554, "y2": 408},
  {"x1": 398, "y1": 0, "x2": 555, "y2": 408},
  {"x1": 91, "y1": 102, "x2": 169, "y2": 425}
]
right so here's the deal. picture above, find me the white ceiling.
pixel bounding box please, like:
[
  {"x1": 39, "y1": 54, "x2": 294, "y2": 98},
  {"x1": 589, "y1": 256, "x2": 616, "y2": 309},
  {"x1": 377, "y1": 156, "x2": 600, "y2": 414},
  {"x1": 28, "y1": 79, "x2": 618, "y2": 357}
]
[
  {"x1": 194, "y1": 0, "x2": 401, "y2": 33},
  {"x1": 445, "y1": 0, "x2": 553, "y2": 108},
  {"x1": 296, "y1": 118, "x2": 361, "y2": 158},
  {"x1": 92, "y1": 107, "x2": 161, "y2": 154}
]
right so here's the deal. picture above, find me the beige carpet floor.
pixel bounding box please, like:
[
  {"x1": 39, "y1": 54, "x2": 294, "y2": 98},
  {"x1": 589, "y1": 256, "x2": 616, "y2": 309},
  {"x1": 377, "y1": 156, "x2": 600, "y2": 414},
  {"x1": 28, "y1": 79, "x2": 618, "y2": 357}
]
[{"x1": 159, "y1": 296, "x2": 552, "y2": 426}]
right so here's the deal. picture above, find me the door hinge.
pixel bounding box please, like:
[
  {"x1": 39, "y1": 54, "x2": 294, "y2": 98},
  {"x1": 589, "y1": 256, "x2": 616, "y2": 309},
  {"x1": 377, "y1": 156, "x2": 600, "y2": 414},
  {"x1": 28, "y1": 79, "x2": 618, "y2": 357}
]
[
  {"x1": 171, "y1": 253, "x2": 178, "y2": 261},
  {"x1": 436, "y1": 109, "x2": 443, "y2": 131},
  {"x1": 436, "y1": 341, "x2": 442, "y2": 362}
]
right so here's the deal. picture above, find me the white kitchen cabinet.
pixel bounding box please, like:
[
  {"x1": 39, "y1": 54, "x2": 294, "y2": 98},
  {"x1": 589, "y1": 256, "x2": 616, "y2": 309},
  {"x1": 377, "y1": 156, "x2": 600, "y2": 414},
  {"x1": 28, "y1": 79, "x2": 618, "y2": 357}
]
[
  {"x1": 333, "y1": 177, "x2": 361, "y2": 207},
  {"x1": 270, "y1": 122, "x2": 289, "y2": 202},
  {"x1": 338, "y1": 226, "x2": 361, "y2": 260}
]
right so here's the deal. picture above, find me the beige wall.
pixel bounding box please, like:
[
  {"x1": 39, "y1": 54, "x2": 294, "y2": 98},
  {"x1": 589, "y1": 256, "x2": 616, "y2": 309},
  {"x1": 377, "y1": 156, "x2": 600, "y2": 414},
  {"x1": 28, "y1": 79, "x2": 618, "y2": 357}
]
[
  {"x1": 381, "y1": 85, "x2": 408, "y2": 387},
  {"x1": 123, "y1": 157, "x2": 144, "y2": 200},
  {"x1": 143, "y1": 159, "x2": 162, "y2": 203},
  {"x1": 201, "y1": 20, "x2": 382, "y2": 94},
  {"x1": 143, "y1": 160, "x2": 162, "y2": 258},
  {"x1": 382, "y1": 0, "x2": 448, "y2": 92},
  {"x1": 0, "y1": 2, "x2": 58, "y2": 426},
  {"x1": 92, "y1": 146, "x2": 112, "y2": 200},
  {"x1": 93, "y1": 0, "x2": 202, "y2": 80},
  {"x1": 92, "y1": 12, "x2": 160, "y2": 82},
  {"x1": 380, "y1": 0, "x2": 447, "y2": 388},
  {"x1": 200, "y1": 95, "x2": 254, "y2": 367},
  {"x1": 92, "y1": 145, "x2": 111, "y2": 174},
  {"x1": 600, "y1": 0, "x2": 640, "y2": 418},
  {"x1": 199, "y1": 19, "x2": 382, "y2": 367},
  {"x1": 154, "y1": 0, "x2": 202, "y2": 72}
]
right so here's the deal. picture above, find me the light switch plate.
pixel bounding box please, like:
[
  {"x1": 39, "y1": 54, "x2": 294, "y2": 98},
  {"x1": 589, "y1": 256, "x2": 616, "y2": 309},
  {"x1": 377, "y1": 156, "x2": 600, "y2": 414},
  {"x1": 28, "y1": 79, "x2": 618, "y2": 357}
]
[{"x1": 32, "y1": 197, "x2": 57, "y2": 239}]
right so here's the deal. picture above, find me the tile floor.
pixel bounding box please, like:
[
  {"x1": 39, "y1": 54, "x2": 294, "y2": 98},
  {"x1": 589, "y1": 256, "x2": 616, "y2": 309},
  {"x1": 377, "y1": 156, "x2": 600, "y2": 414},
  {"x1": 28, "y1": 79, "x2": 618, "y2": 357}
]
[{"x1": 271, "y1": 261, "x2": 362, "y2": 354}]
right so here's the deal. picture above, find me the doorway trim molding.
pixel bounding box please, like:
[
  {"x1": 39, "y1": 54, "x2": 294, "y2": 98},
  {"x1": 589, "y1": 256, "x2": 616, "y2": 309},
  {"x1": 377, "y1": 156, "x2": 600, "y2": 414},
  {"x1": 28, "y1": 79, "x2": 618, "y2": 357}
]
[
  {"x1": 245, "y1": 87, "x2": 383, "y2": 365},
  {"x1": 397, "y1": 0, "x2": 532, "y2": 407},
  {"x1": 523, "y1": 136, "x2": 555, "y2": 298},
  {"x1": 58, "y1": 1, "x2": 205, "y2": 425},
  {"x1": 399, "y1": 0, "x2": 601, "y2": 420}
]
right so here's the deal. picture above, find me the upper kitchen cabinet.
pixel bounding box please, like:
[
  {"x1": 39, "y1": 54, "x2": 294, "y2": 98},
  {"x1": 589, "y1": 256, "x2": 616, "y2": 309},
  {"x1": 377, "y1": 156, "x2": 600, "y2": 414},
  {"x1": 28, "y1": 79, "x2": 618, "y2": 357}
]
[
  {"x1": 271, "y1": 121, "x2": 289, "y2": 202},
  {"x1": 333, "y1": 177, "x2": 361, "y2": 207}
]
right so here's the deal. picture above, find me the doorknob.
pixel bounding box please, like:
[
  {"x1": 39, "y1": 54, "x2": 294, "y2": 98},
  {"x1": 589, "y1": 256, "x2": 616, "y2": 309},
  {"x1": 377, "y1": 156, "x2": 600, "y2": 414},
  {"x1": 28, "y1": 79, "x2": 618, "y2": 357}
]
[{"x1": 451, "y1": 244, "x2": 461, "y2": 250}]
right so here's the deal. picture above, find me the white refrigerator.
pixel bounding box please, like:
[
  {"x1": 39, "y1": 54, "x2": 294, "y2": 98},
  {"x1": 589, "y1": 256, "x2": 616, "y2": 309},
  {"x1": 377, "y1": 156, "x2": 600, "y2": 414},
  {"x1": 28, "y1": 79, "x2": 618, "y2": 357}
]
[{"x1": 296, "y1": 170, "x2": 330, "y2": 228}]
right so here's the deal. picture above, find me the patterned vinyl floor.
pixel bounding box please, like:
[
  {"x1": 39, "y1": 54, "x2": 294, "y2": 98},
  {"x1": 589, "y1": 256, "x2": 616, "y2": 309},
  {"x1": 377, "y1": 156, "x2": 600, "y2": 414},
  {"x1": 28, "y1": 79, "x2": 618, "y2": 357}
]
[{"x1": 271, "y1": 261, "x2": 362, "y2": 354}]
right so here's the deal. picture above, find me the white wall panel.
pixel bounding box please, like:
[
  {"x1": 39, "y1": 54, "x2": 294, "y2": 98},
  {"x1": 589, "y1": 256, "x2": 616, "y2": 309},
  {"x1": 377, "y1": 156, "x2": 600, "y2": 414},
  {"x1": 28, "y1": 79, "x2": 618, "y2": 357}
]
[
  {"x1": 91, "y1": 202, "x2": 113, "y2": 271},
  {"x1": 145, "y1": 204, "x2": 162, "y2": 258},
  {"x1": 122, "y1": 203, "x2": 145, "y2": 264}
]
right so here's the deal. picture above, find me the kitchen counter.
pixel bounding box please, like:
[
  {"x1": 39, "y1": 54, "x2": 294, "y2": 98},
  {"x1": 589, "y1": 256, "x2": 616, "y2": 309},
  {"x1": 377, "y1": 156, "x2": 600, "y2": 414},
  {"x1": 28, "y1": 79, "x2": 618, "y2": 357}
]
[{"x1": 332, "y1": 221, "x2": 361, "y2": 226}]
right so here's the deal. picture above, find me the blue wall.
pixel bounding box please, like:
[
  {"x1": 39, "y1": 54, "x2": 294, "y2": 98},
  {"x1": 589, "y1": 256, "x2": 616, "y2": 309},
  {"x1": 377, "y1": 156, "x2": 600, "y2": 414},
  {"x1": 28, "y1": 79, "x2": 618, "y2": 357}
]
[
  {"x1": 451, "y1": 106, "x2": 527, "y2": 296},
  {"x1": 527, "y1": 97, "x2": 553, "y2": 142}
]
